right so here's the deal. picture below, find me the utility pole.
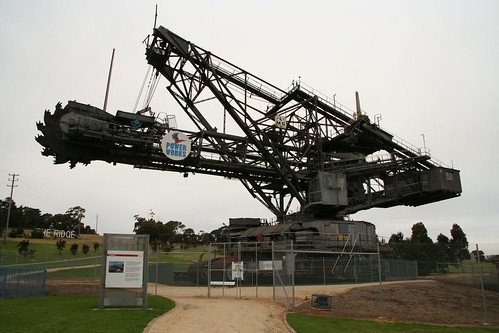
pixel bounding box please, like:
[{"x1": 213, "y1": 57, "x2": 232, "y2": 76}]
[{"x1": 3, "y1": 173, "x2": 19, "y2": 245}]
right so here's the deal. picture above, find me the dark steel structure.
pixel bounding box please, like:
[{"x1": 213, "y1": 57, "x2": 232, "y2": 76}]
[{"x1": 36, "y1": 26, "x2": 461, "y2": 222}]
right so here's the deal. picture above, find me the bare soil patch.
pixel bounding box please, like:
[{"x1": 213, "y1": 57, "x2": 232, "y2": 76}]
[
  {"x1": 45, "y1": 280, "x2": 99, "y2": 296},
  {"x1": 295, "y1": 280, "x2": 499, "y2": 327}
]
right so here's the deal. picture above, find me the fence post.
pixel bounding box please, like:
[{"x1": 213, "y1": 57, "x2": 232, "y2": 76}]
[
  {"x1": 291, "y1": 240, "x2": 295, "y2": 311},
  {"x1": 377, "y1": 241, "x2": 385, "y2": 318},
  {"x1": 255, "y1": 241, "x2": 259, "y2": 298},
  {"x1": 272, "y1": 241, "x2": 275, "y2": 301},
  {"x1": 93, "y1": 255, "x2": 98, "y2": 296},
  {"x1": 207, "y1": 243, "x2": 212, "y2": 297},
  {"x1": 323, "y1": 257, "x2": 326, "y2": 285},
  {"x1": 155, "y1": 251, "x2": 159, "y2": 296},
  {"x1": 222, "y1": 243, "x2": 226, "y2": 298},
  {"x1": 476, "y1": 244, "x2": 489, "y2": 324}
]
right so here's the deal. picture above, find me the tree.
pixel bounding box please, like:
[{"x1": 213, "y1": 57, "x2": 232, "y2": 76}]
[
  {"x1": 389, "y1": 222, "x2": 471, "y2": 276},
  {"x1": 18, "y1": 206, "x2": 43, "y2": 229},
  {"x1": 31, "y1": 228, "x2": 44, "y2": 239},
  {"x1": 40, "y1": 213, "x2": 54, "y2": 229},
  {"x1": 449, "y1": 223, "x2": 470, "y2": 261},
  {"x1": 388, "y1": 232, "x2": 410, "y2": 259},
  {"x1": 198, "y1": 230, "x2": 213, "y2": 245},
  {"x1": 436, "y1": 233, "x2": 452, "y2": 262},
  {"x1": 133, "y1": 214, "x2": 163, "y2": 250},
  {"x1": 46, "y1": 213, "x2": 77, "y2": 232},
  {"x1": 66, "y1": 206, "x2": 86, "y2": 236},
  {"x1": 411, "y1": 222, "x2": 433, "y2": 244},
  {"x1": 56, "y1": 239, "x2": 66, "y2": 255},
  {"x1": 182, "y1": 228, "x2": 196, "y2": 249},
  {"x1": 388, "y1": 232, "x2": 405, "y2": 244},
  {"x1": 437, "y1": 233, "x2": 449, "y2": 244},
  {"x1": 471, "y1": 249, "x2": 485, "y2": 262},
  {"x1": 388, "y1": 222, "x2": 436, "y2": 276},
  {"x1": 82, "y1": 225, "x2": 96, "y2": 234},
  {"x1": 434, "y1": 233, "x2": 453, "y2": 272},
  {"x1": 133, "y1": 212, "x2": 186, "y2": 251},
  {"x1": 82, "y1": 244, "x2": 90, "y2": 254},
  {"x1": 210, "y1": 226, "x2": 229, "y2": 243},
  {"x1": 0, "y1": 198, "x2": 21, "y2": 231}
]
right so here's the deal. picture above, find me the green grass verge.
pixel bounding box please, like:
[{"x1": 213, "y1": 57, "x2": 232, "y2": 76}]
[
  {"x1": 286, "y1": 314, "x2": 499, "y2": 333},
  {"x1": 0, "y1": 295, "x2": 174, "y2": 333},
  {"x1": 2, "y1": 238, "x2": 212, "y2": 267},
  {"x1": 1, "y1": 237, "x2": 102, "y2": 266}
]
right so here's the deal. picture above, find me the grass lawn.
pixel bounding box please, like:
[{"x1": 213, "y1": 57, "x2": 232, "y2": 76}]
[
  {"x1": 1, "y1": 236, "x2": 102, "y2": 266},
  {"x1": 0, "y1": 295, "x2": 174, "y2": 333},
  {"x1": 287, "y1": 314, "x2": 499, "y2": 333}
]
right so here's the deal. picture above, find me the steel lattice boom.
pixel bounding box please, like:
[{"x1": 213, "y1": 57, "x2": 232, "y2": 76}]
[{"x1": 36, "y1": 26, "x2": 461, "y2": 220}]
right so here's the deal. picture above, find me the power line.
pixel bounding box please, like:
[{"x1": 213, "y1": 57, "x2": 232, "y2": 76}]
[
  {"x1": 18, "y1": 177, "x2": 58, "y2": 203},
  {"x1": 3, "y1": 173, "x2": 19, "y2": 245}
]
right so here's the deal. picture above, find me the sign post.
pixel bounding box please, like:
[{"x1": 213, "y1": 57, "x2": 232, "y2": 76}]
[{"x1": 99, "y1": 233, "x2": 149, "y2": 309}]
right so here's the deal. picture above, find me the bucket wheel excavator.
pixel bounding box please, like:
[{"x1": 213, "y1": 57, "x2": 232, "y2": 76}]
[{"x1": 36, "y1": 26, "x2": 461, "y2": 237}]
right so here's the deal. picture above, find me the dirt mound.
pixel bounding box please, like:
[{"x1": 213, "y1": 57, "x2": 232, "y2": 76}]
[{"x1": 296, "y1": 281, "x2": 499, "y2": 326}]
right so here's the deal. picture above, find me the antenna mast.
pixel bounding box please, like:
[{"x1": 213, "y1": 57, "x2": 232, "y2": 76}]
[
  {"x1": 103, "y1": 48, "x2": 115, "y2": 112},
  {"x1": 153, "y1": 5, "x2": 158, "y2": 29}
]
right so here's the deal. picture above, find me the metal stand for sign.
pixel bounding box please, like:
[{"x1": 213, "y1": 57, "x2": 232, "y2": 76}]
[{"x1": 99, "y1": 233, "x2": 149, "y2": 309}]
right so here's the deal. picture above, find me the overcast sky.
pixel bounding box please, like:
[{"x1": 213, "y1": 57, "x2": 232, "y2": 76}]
[{"x1": 1, "y1": 1, "x2": 498, "y2": 246}]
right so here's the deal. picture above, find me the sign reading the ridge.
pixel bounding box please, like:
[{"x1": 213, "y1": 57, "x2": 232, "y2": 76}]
[{"x1": 161, "y1": 131, "x2": 191, "y2": 161}]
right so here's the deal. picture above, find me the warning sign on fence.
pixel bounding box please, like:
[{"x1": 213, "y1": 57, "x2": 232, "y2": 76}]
[{"x1": 231, "y1": 261, "x2": 244, "y2": 281}]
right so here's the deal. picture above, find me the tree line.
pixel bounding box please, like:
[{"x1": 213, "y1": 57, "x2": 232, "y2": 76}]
[
  {"x1": 133, "y1": 210, "x2": 478, "y2": 271},
  {"x1": 387, "y1": 222, "x2": 476, "y2": 275},
  {"x1": 132, "y1": 211, "x2": 227, "y2": 251},
  {"x1": 0, "y1": 198, "x2": 95, "y2": 237}
]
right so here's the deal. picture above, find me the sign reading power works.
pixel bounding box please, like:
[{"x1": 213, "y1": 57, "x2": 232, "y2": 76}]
[{"x1": 161, "y1": 131, "x2": 191, "y2": 161}]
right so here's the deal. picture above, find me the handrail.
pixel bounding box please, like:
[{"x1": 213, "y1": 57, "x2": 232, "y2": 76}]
[
  {"x1": 210, "y1": 61, "x2": 451, "y2": 169},
  {"x1": 211, "y1": 61, "x2": 283, "y2": 102},
  {"x1": 295, "y1": 81, "x2": 355, "y2": 119},
  {"x1": 296, "y1": 81, "x2": 451, "y2": 168}
]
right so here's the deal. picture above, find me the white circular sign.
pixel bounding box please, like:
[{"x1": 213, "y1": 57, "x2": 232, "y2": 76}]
[{"x1": 161, "y1": 131, "x2": 191, "y2": 161}]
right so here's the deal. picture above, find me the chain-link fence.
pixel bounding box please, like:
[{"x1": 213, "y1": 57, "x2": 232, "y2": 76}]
[
  {"x1": 2, "y1": 240, "x2": 498, "y2": 323},
  {"x1": 161, "y1": 239, "x2": 497, "y2": 324},
  {"x1": 148, "y1": 249, "x2": 208, "y2": 287},
  {"x1": 192, "y1": 241, "x2": 418, "y2": 309}
]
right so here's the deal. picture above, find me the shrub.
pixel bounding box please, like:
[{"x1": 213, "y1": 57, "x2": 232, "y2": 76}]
[
  {"x1": 93, "y1": 242, "x2": 100, "y2": 253},
  {"x1": 31, "y1": 229, "x2": 44, "y2": 239},
  {"x1": 70, "y1": 243, "x2": 79, "y2": 255},
  {"x1": 56, "y1": 239, "x2": 66, "y2": 255},
  {"x1": 82, "y1": 244, "x2": 90, "y2": 254},
  {"x1": 17, "y1": 240, "x2": 30, "y2": 257}
]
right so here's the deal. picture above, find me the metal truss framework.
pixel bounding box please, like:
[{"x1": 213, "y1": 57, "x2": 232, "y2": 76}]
[{"x1": 36, "y1": 26, "x2": 462, "y2": 220}]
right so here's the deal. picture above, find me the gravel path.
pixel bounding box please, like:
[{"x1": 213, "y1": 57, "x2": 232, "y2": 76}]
[{"x1": 143, "y1": 283, "x2": 380, "y2": 333}]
